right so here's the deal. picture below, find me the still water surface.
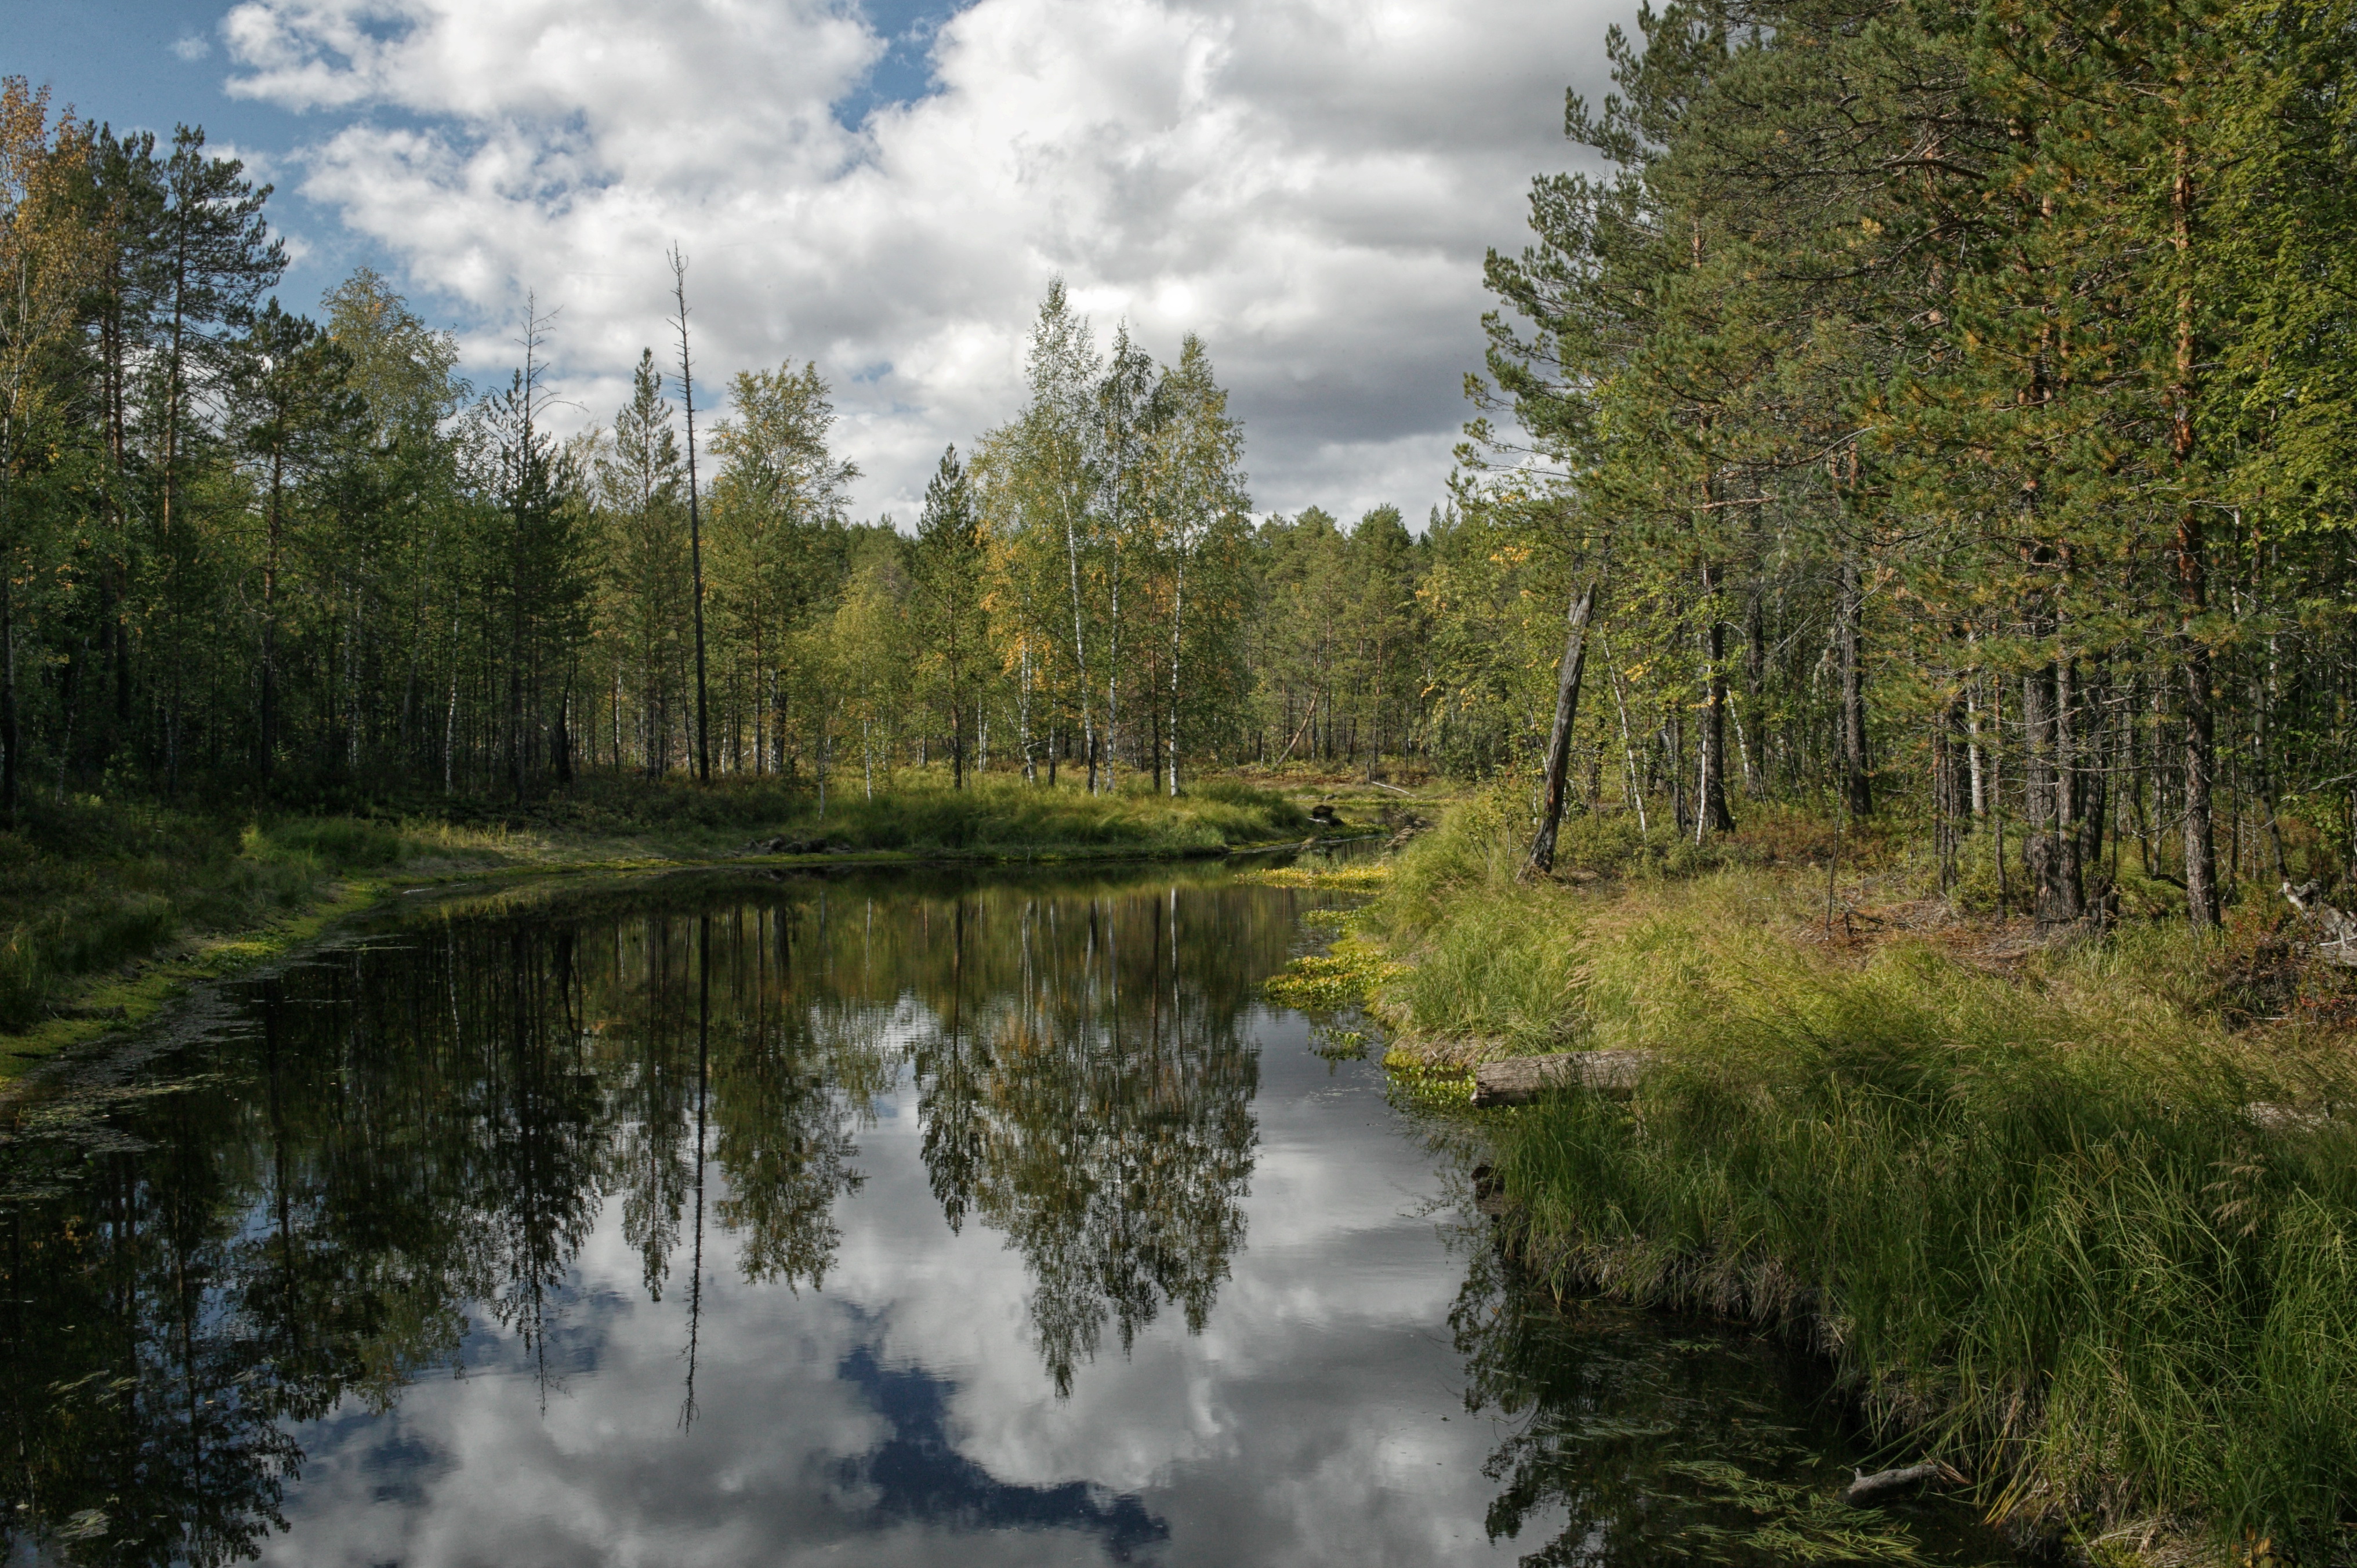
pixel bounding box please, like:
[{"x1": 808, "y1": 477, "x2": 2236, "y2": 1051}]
[{"x1": 1, "y1": 862, "x2": 2000, "y2": 1566}]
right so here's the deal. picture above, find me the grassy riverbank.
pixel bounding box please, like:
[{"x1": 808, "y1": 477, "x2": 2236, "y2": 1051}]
[
  {"x1": 0, "y1": 804, "x2": 440, "y2": 1078},
  {"x1": 0, "y1": 773, "x2": 1347, "y2": 1081},
  {"x1": 1350, "y1": 793, "x2": 2357, "y2": 1562}
]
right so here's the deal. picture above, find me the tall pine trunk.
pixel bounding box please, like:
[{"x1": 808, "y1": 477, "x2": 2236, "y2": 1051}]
[
  {"x1": 260, "y1": 446, "x2": 282, "y2": 782},
  {"x1": 2178, "y1": 524, "x2": 2220, "y2": 925},
  {"x1": 2170, "y1": 137, "x2": 2220, "y2": 927},
  {"x1": 1836, "y1": 549, "x2": 1872, "y2": 818},
  {"x1": 1743, "y1": 518, "x2": 1766, "y2": 797},
  {"x1": 672, "y1": 251, "x2": 712, "y2": 785},
  {"x1": 1696, "y1": 561, "x2": 1734, "y2": 838}
]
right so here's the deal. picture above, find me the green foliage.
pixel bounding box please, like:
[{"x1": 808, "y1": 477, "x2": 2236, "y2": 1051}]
[
  {"x1": 970, "y1": 284, "x2": 1256, "y2": 792},
  {"x1": 1242, "y1": 502, "x2": 1435, "y2": 776},
  {"x1": 1457, "y1": 0, "x2": 2357, "y2": 933}
]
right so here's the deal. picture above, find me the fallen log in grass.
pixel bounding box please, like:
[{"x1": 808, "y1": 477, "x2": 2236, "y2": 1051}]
[{"x1": 1841, "y1": 1461, "x2": 1949, "y2": 1506}]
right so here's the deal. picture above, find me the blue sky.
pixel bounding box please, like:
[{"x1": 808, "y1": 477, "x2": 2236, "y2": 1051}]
[
  {"x1": 5, "y1": 1, "x2": 971, "y2": 329},
  {"x1": 8, "y1": 1, "x2": 355, "y2": 308},
  {"x1": 2, "y1": 0, "x2": 1616, "y2": 521}
]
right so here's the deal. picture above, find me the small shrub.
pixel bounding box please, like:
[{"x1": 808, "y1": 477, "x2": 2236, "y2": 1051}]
[{"x1": 0, "y1": 927, "x2": 47, "y2": 1030}]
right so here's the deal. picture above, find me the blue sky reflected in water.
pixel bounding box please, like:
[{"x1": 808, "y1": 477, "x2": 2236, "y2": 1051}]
[{"x1": 258, "y1": 1010, "x2": 1533, "y2": 1567}]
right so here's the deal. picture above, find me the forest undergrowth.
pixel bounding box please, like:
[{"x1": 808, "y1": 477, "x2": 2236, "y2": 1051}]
[
  {"x1": 1337, "y1": 790, "x2": 2357, "y2": 1564},
  {"x1": 0, "y1": 799, "x2": 411, "y2": 1075}
]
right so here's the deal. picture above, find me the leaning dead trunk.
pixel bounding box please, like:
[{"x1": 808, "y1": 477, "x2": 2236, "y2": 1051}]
[{"x1": 1524, "y1": 578, "x2": 1600, "y2": 878}]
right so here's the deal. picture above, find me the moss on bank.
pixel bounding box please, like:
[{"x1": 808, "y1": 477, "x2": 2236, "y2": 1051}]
[{"x1": 1355, "y1": 789, "x2": 2357, "y2": 1562}]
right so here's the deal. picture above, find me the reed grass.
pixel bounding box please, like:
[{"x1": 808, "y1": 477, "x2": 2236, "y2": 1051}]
[
  {"x1": 1362, "y1": 789, "x2": 1591, "y2": 1051},
  {"x1": 1373, "y1": 792, "x2": 2357, "y2": 1557}
]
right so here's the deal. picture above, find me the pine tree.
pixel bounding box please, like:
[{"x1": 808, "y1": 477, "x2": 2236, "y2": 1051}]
[
  {"x1": 596, "y1": 350, "x2": 690, "y2": 775},
  {"x1": 911, "y1": 447, "x2": 987, "y2": 788},
  {"x1": 229, "y1": 300, "x2": 364, "y2": 781}
]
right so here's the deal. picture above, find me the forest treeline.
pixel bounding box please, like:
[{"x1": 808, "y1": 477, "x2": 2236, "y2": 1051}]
[
  {"x1": 1466, "y1": 0, "x2": 2357, "y2": 924},
  {"x1": 0, "y1": 81, "x2": 1471, "y2": 822},
  {"x1": 6, "y1": 0, "x2": 2356, "y2": 928}
]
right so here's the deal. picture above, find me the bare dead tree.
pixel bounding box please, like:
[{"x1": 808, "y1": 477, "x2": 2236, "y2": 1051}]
[{"x1": 669, "y1": 244, "x2": 712, "y2": 783}]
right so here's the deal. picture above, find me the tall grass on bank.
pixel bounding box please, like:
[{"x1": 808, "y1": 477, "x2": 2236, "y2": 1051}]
[
  {"x1": 1363, "y1": 789, "x2": 1876, "y2": 1052},
  {"x1": 1361, "y1": 789, "x2": 1593, "y2": 1052},
  {"x1": 0, "y1": 803, "x2": 410, "y2": 1034},
  {"x1": 764, "y1": 775, "x2": 1310, "y2": 855},
  {"x1": 1495, "y1": 942, "x2": 2357, "y2": 1554},
  {"x1": 1377, "y1": 795, "x2": 2357, "y2": 1554}
]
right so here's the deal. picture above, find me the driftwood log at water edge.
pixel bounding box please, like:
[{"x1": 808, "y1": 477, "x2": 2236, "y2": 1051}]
[
  {"x1": 1842, "y1": 1461, "x2": 1963, "y2": 1506},
  {"x1": 1464, "y1": 1051, "x2": 2339, "y2": 1135},
  {"x1": 1470, "y1": 1050, "x2": 1659, "y2": 1107}
]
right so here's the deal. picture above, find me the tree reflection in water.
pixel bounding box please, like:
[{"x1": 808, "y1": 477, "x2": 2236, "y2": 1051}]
[
  {"x1": 0, "y1": 867, "x2": 1296, "y2": 1563},
  {"x1": 905, "y1": 882, "x2": 1264, "y2": 1392}
]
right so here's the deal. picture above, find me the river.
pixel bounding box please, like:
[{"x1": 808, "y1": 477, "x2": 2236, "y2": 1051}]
[{"x1": 0, "y1": 860, "x2": 2001, "y2": 1566}]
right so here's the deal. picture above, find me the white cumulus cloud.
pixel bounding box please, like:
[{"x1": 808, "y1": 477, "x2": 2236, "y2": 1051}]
[{"x1": 222, "y1": 0, "x2": 1622, "y2": 521}]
